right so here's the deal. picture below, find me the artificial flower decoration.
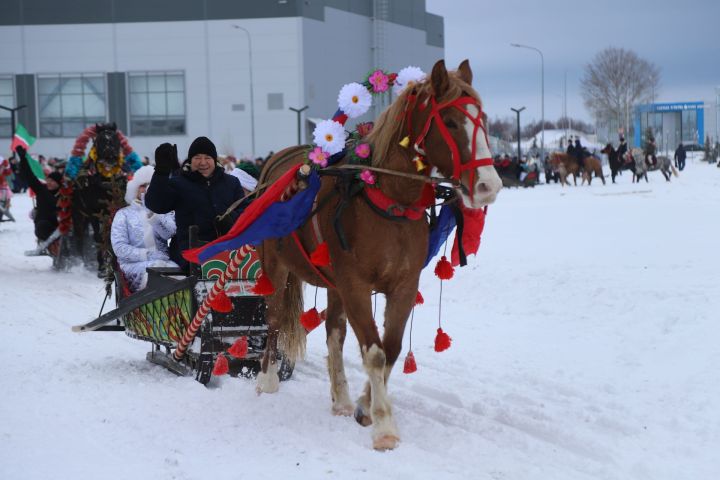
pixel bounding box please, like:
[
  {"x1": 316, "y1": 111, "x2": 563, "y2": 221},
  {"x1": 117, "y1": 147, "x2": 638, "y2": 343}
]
[
  {"x1": 393, "y1": 66, "x2": 426, "y2": 96},
  {"x1": 308, "y1": 147, "x2": 330, "y2": 167},
  {"x1": 360, "y1": 169, "x2": 376, "y2": 185},
  {"x1": 338, "y1": 82, "x2": 372, "y2": 119},
  {"x1": 354, "y1": 143, "x2": 371, "y2": 159},
  {"x1": 356, "y1": 122, "x2": 374, "y2": 138},
  {"x1": 368, "y1": 69, "x2": 390, "y2": 93},
  {"x1": 313, "y1": 119, "x2": 347, "y2": 156}
]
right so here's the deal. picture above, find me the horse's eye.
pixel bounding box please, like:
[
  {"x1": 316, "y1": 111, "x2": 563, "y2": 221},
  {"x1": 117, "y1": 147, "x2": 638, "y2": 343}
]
[{"x1": 444, "y1": 119, "x2": 459, "y2": 129}]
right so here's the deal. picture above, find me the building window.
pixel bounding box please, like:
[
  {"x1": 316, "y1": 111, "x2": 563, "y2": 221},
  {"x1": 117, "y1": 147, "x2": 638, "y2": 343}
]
[
  {"x1": 681, "y1": 109, "x2": 697, "y2": 144},
  {"x1": 267, "y1": 93, "x2": 284, "y2": 110},
  {"x1": 0, "y1": 76, "x2": 14, "y2": 138},
  {"x1": 128, "y1": 71, "x2": 185, "y2": 136},
  {"x1": 37, "y1": 73, "x2": 107, "y2": 138}
]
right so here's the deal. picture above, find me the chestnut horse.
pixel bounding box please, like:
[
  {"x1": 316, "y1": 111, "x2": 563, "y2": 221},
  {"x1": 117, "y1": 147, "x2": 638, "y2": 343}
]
[
  {"x1": 256, "y1": 60, "x2": 502, "y2": 450},
  {"x1": 550, "y1": 153, "x2": 605, "y2": 186}
]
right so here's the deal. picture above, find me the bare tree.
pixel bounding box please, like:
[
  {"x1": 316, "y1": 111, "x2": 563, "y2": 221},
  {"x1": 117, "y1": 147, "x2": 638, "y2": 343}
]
[{"x1": 580, "y1": 47, "x2": 660, "y2": 135}]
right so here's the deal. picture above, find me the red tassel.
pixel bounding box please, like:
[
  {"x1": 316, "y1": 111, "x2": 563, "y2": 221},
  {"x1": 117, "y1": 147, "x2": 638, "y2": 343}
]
[
  {"x1": 309, "y1": 242, "x2": 330, "y2": 266},
  {"x1": 228, "y1": 336, "x2": 248, "y2": 359},
  {"x1": 434, "y1": 256, "x2": 454, "y2": 280},
  {"x1": 415, "y1": 291, "x2": 424, "y2": 306},
  {"x1": 251, "y1": 273, "x2": 275, "y2": 295},
  {"x1": 403, "y1": 351, "x2": 417, "y2": 374},
  {"x1": 209, "y1": 290, "x2": 233, "y2": 313},
  {"x1": 300, "y1": 307, "x2": 323, "y2": 332},
  {"x1": 212, "y1": 354, "x2": 229, "y2": 376},
  {"x1": 434, "y1": 328, "x2": 452, "y2": 352}
]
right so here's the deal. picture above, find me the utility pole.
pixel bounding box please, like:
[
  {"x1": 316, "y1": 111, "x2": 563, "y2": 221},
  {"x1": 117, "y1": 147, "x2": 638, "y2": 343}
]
[
  {"x1": 511, "y1": 106, "x2": 525, "y2": 161},
  {"x1": 288, "y1": 105, "x2": 309, "y2": 145}
]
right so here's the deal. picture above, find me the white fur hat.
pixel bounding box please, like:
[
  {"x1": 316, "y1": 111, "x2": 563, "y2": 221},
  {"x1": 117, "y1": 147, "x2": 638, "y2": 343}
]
[{"x1": 125, "y1": 165, "x2": 155, "y2": 204}]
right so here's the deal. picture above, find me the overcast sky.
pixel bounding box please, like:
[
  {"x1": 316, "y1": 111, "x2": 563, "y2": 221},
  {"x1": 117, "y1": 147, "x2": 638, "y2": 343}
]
[{"x1": 426, "y1": 0, "x2": 720, "y2": 125}]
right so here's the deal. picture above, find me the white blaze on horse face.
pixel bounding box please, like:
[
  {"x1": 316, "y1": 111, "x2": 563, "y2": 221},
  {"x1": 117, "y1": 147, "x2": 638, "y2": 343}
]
[{"x1": 461, "y1": 104, "x2": 502, "y2": 208}]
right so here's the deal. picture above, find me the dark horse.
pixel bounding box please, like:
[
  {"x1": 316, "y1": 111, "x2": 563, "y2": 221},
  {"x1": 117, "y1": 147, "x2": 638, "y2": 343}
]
[
  {"x1": 255, "y1": 60, "x2": 502, "y2": 450},
  {"x1": 72, "y1": 123, "x2": 128, "y2": 275},
  {"x1": 601, "y1": 143, "x2": 636, "y2": 183}
]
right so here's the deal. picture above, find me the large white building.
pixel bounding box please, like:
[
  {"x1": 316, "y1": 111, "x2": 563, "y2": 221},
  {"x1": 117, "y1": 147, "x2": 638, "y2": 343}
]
[{"x1": 0, "y1": 0, "x2": 444, "y2": 159}]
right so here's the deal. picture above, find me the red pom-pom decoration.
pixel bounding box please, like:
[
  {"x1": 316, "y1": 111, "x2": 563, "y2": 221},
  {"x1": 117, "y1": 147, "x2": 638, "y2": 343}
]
[
  {"x1": 251, "y1": 273, "x2": 275, "y2": 295},
  {"x1": 434, "y1": 256, "x2": 454, "y2": 280},
  {"x1": 212, "y1": 354, "x2": 229, "y2": 376},
  {"x1": 434, "y1": 327, "x2": 452, "y2": 352},
  {"x1": 300, "y1": 307, "x2": 323, "y2": 332},
  {"x1": 210, "y1": 289, "x2": 233, "y2": 313},
  {"x1": 310, "y1": 242, "x2": 330, "y2": 267},
  {"x1": 403, "y1": 351, "x2": 417, "y2": 374},
  {"x1": 228, "y1": 336, "x2": 248, "y2": 359},
  {"x1": 415, "y1": 291, "x2": 424, "y2": 306}
]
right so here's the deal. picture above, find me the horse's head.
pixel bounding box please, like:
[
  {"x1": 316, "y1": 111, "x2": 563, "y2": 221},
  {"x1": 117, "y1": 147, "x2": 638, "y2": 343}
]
[
  {"x1": 371, "y1": 60, "x2": 502, "y2": 209},
  {"x1": 93, "y1": 122, "x2": 121, "y2": 170},
  {"x1": 601, "y1": 143, "x2": 613, "y2": 155}
]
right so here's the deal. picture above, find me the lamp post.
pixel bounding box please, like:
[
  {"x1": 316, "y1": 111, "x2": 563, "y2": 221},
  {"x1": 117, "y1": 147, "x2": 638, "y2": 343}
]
[
  {"x1": 232, "y1": 25, "x2": 255, "y2": 157},
  {"x1": 511, "y1": 43, "x2": 544, "y2": 164},
  {"x1": 289, "y1": 105, "x2": 309, "y2": 145},
  {"x1": 511, "y1": 106, "x2": 525, "y2": 161},
  {"x1": 0, "y1": 104, "x2": 27, "y2": 158}
]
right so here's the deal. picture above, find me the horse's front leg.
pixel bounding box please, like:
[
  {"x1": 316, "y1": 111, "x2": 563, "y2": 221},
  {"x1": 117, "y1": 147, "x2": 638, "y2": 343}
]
[
  {"x1": 256, "y1": 246, "x2": 291, "y2": 394},
  {"x1": 325, "y1": 289, "x2": 353, "y2": 416},
  {"x1": 341, "y1": 287, "x2": 399, "y2": 450}
]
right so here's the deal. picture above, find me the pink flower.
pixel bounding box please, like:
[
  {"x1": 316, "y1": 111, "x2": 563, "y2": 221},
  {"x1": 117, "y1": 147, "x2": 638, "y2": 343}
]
[
  {"x1": 368, "y1": 70, "x2": 389, "y2": 93},
  {"x1": 354, "y1": 143, "x2": 371, "y2": 159},
  {"x1": 308, "y1": 147, "x2": 329, "y2": 167},
  {"x1": 360, "y1": 169, "x2": 376, "y2": 185}
]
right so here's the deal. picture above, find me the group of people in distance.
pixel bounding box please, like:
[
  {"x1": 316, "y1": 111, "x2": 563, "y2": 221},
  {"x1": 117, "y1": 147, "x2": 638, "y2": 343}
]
[{"x1": 15, "y1": 136, "x2": 257, "y2": 293}]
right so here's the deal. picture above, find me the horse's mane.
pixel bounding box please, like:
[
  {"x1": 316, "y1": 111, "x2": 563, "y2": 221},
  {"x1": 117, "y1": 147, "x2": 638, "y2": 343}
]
[{"x1": 366, "y1": 71, "x2": 480, "y2": 167}]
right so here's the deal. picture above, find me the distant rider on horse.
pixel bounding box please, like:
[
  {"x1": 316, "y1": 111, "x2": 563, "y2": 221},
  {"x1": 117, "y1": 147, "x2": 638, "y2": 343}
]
[
  {"x1": 617, "y1": 134, "x2": 629, "y2": 164},
  {"x1": 644, "y1": 130, "x2": 657, "y2": 167}
]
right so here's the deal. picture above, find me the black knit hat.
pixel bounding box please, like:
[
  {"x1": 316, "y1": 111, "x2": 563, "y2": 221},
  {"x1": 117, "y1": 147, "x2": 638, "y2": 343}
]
[
  {"x1": 47, "y1": 171, "x2": 63, "y2": 185},
  {"x1": 187, "y1": 136, "x2": 218, "y2": 161}
]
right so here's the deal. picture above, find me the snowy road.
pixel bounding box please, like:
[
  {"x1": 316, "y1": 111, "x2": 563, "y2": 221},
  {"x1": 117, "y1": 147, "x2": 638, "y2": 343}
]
[{"x1": 1, "y1": 158, "x2": 718, "y2": 479}]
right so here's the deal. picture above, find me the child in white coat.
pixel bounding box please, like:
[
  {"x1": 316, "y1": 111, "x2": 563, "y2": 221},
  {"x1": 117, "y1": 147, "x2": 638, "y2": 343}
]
[{"x1": 111, "y1": 165, "x2": 178, "y2": 292}]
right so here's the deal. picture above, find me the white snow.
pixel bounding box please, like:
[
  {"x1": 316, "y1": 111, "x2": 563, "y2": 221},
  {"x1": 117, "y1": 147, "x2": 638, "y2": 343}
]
[{"x1": 1, "y1": 155, "x2": 719, "y2": 479}]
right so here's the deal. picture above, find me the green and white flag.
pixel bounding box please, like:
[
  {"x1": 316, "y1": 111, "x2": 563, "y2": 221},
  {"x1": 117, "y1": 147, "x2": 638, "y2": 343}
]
[{"x1": 11, "y1": 123, "x2": 44, "y2": 180}]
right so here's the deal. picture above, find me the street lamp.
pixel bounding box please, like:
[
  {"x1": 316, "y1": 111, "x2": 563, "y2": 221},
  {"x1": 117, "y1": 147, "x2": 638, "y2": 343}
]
[
  {"x1": 0, "y1": 104, "x2": 27, "y2": 158},
  {"x1": 288, "y1": 105, "x2": 309, "y2": 145},
  {"x1": 511, "y1": 43, "x2": 544, "y2": 164},
  {"x1": 232, "y1": 24, "x2": 255, "y2": 157},
  {"x1": 511, "y1": 106, "x2": 525, "y2": 161}
]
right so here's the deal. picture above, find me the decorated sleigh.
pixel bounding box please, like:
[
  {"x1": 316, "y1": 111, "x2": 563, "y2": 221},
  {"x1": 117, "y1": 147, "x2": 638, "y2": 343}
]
[{"x1": 72, "y1": 231, "x2": 293, "y2": 385}]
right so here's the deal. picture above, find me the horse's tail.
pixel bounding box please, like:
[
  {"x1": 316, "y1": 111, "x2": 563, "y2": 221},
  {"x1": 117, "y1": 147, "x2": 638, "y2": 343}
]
[
  {"x1": 278, "y1": 271, "x2": 307, "y2": 362},
  {"x1": 671, "y1": 164, "x2": 679, "y2": 177}
]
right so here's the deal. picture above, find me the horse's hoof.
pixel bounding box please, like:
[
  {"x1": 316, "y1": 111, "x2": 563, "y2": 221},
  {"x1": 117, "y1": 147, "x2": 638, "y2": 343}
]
[
  {"x1": 332, "y1": 403, "x2": 355, "y2": 417},
  {"x1": 255, "y1": 371, "x2": 279, "y2": 394},
  {"x1": 372, "y1": 434, "x2": 400, "y2": 451},
  {"x1": 354, "y1": 405, "x2": 373, "y2": 427}
]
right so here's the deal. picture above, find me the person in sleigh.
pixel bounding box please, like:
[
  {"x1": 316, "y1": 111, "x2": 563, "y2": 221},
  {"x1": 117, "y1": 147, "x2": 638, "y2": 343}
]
[{"x1": 110, "y1": 165, "x2": 178, "y2": 292}]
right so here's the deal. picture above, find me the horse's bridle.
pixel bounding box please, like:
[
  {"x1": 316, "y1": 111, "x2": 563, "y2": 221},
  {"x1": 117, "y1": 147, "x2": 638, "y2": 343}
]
[{"x1": 406, "y1": 94, "x2": 494, "y2": 194}]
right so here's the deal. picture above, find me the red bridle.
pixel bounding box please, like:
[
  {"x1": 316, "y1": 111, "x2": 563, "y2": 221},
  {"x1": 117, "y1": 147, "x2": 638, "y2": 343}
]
[{"x1": 407, "y1": 95, "x2": 494, "y2": 183}]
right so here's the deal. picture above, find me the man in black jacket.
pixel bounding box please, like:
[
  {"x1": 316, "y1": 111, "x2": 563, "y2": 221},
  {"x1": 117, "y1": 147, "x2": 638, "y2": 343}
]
[
  {"x1": 16, "y1": 146, "x2": 61, "y2": 241},
  {"x1": 674, "y1": 143, "x2": 686, "y2": 171},
  {"x1": 145, "y1": 137, "x2": 245, "y2": 268}
]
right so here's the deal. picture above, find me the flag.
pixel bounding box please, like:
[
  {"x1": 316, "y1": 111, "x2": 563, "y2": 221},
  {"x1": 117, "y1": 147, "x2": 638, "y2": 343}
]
[
  {"x1": 183, "y1": 164, "x2": 321, "y2": 264},
  {"x1": 11, "y1": 124, "x2": 44, "y2": 181},
  {"x1": 11, "y1": 123, "x2": 35, "y2": 151}
]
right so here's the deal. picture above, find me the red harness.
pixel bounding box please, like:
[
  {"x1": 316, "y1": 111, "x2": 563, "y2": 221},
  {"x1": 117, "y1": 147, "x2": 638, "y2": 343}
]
[{"x1": 410, "y1": 95, "x2": 494, "y2": 188}]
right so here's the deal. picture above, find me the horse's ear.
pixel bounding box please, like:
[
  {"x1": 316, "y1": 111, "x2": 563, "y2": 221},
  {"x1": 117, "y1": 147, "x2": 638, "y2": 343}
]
[
  {"x1": 430, "y1": 60, "x2": 449, "y2": 97},
  {"x1": 111, "y1": 122, "x2": 117, "y2": 130},
  {"x1": 457, "y1": 59, "x2": 473, "y2": 85}
]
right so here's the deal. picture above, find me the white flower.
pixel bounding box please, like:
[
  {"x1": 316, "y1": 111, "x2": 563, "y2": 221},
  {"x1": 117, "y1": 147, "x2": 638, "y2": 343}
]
[
  {"x1": 393, "y1": 66, "x2": 426, "y2": 96},
  {"x1": 313, "y1": 120, "x2": 347, "y2": 156},
  {"x1": 337, "y1": 82, "x2": 372, "y2": 119}
]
